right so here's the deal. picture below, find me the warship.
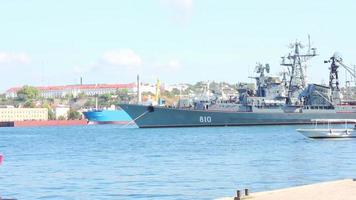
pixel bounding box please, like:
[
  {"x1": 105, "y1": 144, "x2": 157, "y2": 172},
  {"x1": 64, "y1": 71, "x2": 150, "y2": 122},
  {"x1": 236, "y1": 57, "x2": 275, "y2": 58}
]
[{"x1": 120, "y1": 39, "x2": 356, "y2": 128}]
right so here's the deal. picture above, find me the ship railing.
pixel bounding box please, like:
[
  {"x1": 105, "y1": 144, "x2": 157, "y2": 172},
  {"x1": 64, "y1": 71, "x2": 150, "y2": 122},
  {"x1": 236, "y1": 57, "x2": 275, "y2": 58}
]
[
  {"x1": 303, "y1": 105, "x2": 334, "y2": 110},
  {"x1": 311, "y1": 119, "x2": 356, "y2": 130}
]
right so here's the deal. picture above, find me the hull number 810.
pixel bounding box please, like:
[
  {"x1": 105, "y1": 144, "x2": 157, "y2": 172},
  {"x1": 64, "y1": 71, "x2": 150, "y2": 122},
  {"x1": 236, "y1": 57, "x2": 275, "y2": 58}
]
[{"x1": 200, "y1": 116, "x2": 212, "y2": 123}]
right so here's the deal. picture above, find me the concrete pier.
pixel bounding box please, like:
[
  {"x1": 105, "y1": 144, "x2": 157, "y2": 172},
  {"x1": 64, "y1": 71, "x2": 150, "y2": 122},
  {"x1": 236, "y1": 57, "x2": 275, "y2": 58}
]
[{"x1": 217, "y1": 179, "x2": 356, "y2": 200}]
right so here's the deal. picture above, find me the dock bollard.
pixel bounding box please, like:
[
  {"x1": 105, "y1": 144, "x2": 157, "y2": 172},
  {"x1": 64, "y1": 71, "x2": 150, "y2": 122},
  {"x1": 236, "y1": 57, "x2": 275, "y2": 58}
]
[
  {"x1": 234, "y1": 190, "x2": 241, "y2": 200},
  {"x1": 244, "y1": 188, "x2": 249, "y2": 196}
]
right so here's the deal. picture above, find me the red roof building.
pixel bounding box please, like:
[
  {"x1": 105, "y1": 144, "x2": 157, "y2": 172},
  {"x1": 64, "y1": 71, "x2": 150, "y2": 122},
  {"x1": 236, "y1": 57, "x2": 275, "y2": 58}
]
[{"x1": 6, "y1": 83, "x2": 136, "y2": 98}]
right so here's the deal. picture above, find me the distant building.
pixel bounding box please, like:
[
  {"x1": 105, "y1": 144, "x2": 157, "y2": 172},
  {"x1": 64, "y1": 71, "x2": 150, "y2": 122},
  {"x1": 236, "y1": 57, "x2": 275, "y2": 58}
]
[
  {"x1": 0, "y1": 108, "x2": 48, "y2": 122},
  {"x1": 55, "y1": 106, "x2": 70, "y2": 120},
  {"x1": 139, "y1": 83, "x2": 157, "y2": 94},
  {"x1": 5, "y1": 83, "x2": 136, "y2": 98},
  {"x1": 163, "y1": 84, "x2": 189, "y2": 92}
]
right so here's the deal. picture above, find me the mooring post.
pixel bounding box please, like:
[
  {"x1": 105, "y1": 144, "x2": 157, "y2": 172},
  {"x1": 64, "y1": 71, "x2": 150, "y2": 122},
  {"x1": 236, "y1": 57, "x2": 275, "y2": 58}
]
[
  {"x1": 244, "y1": 188, "x2": 249, "y2": 196},
  {"x1": 234, "y1": 190, "x2": 241, "y2": 200}
]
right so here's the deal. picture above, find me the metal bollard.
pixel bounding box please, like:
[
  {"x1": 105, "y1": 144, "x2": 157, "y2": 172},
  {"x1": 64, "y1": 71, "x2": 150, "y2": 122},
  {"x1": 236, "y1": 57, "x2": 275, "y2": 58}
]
[
  {"x1": 244, "y1": 188, "x2": 249, "y2": 196},
  {"x1": 234, "y1": 190, "x2": 241, "y2": 200}
]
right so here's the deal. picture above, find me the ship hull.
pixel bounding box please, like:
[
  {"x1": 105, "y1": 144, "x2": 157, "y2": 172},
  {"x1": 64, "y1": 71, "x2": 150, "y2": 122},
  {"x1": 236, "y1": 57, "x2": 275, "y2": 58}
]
[
  {"x1": 119, "y1": 104, "x2": 356, "y2": 128},
  {"x1": 297, "y1": 128, "x2": 356, "y2": 138},
  {"x1": 83, "y1": 109, "x2": 132, "y2": 124}
]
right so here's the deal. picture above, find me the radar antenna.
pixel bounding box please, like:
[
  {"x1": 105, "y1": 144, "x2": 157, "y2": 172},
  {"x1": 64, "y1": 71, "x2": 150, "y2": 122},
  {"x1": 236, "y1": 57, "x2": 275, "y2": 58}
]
[
  {"x1": 254, "y1": 63, "x2": 270, "y2": 75},
  {"x1": 250, "y1": 63, "x2": 271, "y2": 97}
]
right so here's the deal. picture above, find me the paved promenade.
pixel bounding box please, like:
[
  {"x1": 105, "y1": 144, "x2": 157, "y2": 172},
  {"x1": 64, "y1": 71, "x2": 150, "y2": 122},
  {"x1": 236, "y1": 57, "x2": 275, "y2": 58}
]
[{"x1": 217, "y1": 179, "x2": 356, "y2": 200}]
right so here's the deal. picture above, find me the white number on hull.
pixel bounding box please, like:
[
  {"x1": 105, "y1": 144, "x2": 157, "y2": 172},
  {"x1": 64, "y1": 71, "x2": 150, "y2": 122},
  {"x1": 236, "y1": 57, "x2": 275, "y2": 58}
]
[{"x1": 200, "y1": 116, "x2": 212, "y2": 123}]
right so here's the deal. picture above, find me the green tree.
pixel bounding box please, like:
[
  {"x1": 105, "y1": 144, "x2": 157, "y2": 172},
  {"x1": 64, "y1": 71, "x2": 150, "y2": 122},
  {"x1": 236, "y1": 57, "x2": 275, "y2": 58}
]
[
  {"x1": 48, "y1": 109, "x2": 55, "y2": 120},
  {"x1": 162, "y1": 90, "x2": 174, "y2": 98},
  {"x1": 116, "y1": 89, "x2": 130, "y2": 102},
  {"x1": 64, "y1": 93, "x2": 74, "y2": 100},
  {"x1": 42, "y1": 102, "x2": 55, "y2": 120},
  {"x1": 58, "y1": 116, "x2": 66, "y2": 120},
  {"x1": 100, "y1": 93, "x2": 111, "y2": 102},
  {"x1": 68, "y1": 109, "x2": 81, "y2": 120},
  {"x1": 84, "y1": 98, "x2": 96, "y2": 108},
  {"x1": 98, "y1": 94, "x2": 113, "y2": 107},
  {"x1": 23, "y1": 100, "x2": 36, "y2": 108},
  {"x1": 171, "y1": 88, "x2": 181, "y2": 95},
  {"x1": 17, "y1": 85, "x2": 40, "y2": 101},
  {"x1": 141, "y1": 92, "x2": 154, "y2": 96},
  {"x1": 0, "y1": 94, "x2": 10, "y2": 105},
  {"x1": 77, "y1": 92, "x2": 87, "y2": 99}
]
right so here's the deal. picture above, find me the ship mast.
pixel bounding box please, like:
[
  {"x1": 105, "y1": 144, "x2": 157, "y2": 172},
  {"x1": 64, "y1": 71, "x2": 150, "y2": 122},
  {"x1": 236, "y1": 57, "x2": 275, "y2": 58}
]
[
  {"x1": 325, "y1": 52, "x2": 356, "y2": 104},
  {"x1": 137, "y1": 74, "x2": 142, "y2": 104},
  {"x1": 281, "y1": 37, "x2": 317, "y2": 105}
]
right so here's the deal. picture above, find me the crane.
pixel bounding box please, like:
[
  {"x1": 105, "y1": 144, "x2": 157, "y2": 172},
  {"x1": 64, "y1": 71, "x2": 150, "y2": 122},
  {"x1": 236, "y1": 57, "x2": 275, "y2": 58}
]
[{"x1": 324, "y1": 52, "x2": 356, "y2": 103}]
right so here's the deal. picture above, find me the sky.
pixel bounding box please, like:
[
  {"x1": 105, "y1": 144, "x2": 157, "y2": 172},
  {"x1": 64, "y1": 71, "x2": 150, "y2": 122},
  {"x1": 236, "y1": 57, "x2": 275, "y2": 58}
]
[{"x1": 0, "y1": 0, "x2": 355, "y2": 92}]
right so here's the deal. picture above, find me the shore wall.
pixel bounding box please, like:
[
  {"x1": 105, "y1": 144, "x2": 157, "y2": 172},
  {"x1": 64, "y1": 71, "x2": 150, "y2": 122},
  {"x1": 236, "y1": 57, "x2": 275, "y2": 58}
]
[
  {"x1": 14, "y1": 120, "x2": 88, "y2": 127},
  {"x1": 0, "y1": 120, "x2": 88, "y2": 127}
]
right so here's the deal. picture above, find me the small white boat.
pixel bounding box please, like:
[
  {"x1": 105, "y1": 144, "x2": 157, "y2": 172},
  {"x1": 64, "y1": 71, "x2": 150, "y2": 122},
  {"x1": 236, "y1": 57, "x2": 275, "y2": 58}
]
[{"x1": 297, "y1": 119, "x2": 356, "y2": 139}]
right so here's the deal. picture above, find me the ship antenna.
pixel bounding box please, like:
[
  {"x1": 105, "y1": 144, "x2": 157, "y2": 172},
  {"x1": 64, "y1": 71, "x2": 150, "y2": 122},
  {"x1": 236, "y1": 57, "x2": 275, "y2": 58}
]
[
  {"x1": 308, "y1": 34, "x2": 311, "y2": 54},
  {"x1": 137, "y1": 74, "x2": 142, "y2": 104},
  {"x1": 280, "y1": 36, "x2": 318, "y2": 105}
]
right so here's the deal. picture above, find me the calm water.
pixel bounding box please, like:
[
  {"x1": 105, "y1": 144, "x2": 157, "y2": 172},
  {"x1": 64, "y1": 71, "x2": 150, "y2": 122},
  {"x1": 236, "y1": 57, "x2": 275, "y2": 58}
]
[{"x1": 0, "y1": 125, "x2": 356, "y2": 200}]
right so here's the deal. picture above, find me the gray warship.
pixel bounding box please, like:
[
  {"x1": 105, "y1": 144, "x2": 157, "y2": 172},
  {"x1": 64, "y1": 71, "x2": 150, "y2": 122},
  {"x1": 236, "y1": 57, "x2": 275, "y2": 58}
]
[{"x1": 120, "y1": 39, "x2": 356, "y2": 128}]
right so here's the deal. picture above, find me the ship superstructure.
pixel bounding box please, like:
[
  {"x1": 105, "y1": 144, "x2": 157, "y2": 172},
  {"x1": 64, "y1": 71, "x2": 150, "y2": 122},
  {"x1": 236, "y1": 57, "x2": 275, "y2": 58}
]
[{"x1": 246, "y1": 63, "x2": 287, "y2": 109}]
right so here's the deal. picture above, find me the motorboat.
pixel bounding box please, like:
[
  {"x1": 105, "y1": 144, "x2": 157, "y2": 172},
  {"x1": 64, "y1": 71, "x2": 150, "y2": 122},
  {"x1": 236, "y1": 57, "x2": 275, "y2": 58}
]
[{"x1": 297, "y1": 119, "x2": 356, "y2": 139}]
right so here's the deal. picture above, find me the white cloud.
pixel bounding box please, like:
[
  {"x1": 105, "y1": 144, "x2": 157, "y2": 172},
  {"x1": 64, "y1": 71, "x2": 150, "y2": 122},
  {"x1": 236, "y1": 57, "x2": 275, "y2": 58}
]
[
  {"x1": 159, "y1": 0, "x2": 194, "y2": 21},
  {"x1": 72, "y1": 50, "x2": 185, "y2": 84},
  {"x1": 0, "y1": 52, "x2": 31, "y2": 64},
  {"x1": 167, "y1": 0, "x2": 193, "y2": 12},
  {"x1": 100, "y1": 49, "x2": 142, "y2": 68},
  {"x1": 73, "y1": 49, "x2": 143, "y2": 76}
]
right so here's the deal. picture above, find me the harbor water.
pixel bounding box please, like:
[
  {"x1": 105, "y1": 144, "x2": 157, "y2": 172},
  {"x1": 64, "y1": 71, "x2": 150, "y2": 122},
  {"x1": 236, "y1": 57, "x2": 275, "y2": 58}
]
[{"x1": 0, "y1": 125, "x2": 356, "y2": 200}]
